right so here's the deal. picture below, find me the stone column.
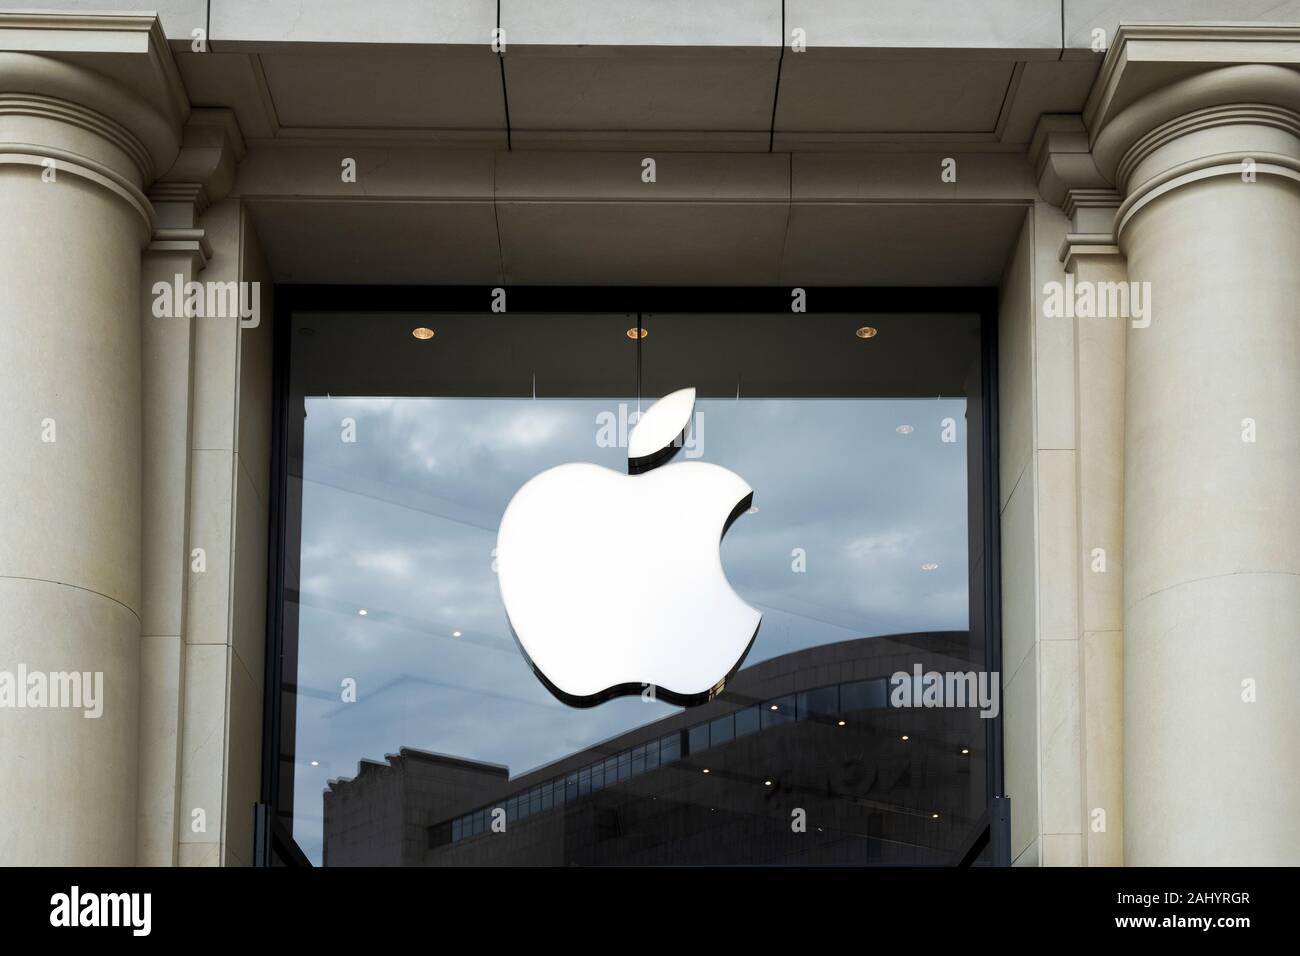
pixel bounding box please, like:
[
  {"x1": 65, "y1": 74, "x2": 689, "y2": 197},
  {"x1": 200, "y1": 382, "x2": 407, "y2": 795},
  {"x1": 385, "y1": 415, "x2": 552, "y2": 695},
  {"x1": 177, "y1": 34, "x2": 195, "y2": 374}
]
[
  {"x1": 0, "y1": 20, "x2": 184, "y2": 865},
  {"x1": 1093, "y1": 60, "x2": 1300, "y2": 865}
]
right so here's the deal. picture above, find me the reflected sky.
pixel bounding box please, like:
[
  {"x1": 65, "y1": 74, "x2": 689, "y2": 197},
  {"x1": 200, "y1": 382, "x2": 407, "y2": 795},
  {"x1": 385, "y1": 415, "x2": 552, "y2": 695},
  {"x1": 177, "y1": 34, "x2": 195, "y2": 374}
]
[{"x1": 291, "y1": 395, "x2": 969, "y2": 863}]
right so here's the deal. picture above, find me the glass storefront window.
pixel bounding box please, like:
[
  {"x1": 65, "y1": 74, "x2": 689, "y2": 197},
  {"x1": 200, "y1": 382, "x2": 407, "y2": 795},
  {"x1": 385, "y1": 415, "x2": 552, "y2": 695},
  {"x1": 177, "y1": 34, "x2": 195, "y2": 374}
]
[{"x1": 277, "y1": 295, "x2": 996, "y2": 866}]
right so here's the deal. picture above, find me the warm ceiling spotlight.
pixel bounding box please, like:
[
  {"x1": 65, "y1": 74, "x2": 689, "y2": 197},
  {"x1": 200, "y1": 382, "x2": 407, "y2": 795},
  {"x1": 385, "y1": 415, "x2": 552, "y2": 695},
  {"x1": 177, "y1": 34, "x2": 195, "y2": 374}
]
[
  {"x1": 764, "y1": 780, "x2": 773, "y2": 787},
  {"x1": 837, "y1": 720, "x2": 846, "y2": 727},
  {"x1": 626, "y1": 326, "x2": 648, "y2": 340},
  {"x1": 961, "y1": 748, "x2": 970, "y2": 755},
  {"x1": 702, "y1": 768, "x2": 710, "y2": 774},
  {"x1": 358, "y1": 608, "x2": 368, "y2": 616},
  {"x1": 412, "y1": 327, "x2": 435, "y2": 340},
  {"x1": 855, "y1": 326, "x2": 878, "y2": 339},
  {"x1": 921, "y1": 562, "x2": 939, "y2": 571},
  {"x1": 896, "y1": 424, "x2": 914, "y2": 435},
  {"x1": 932, "y1": 813, "x2": 940, "y2": 820},
  {"x1": 901, "y1": 735, "x2": 910, "y2": 741}
]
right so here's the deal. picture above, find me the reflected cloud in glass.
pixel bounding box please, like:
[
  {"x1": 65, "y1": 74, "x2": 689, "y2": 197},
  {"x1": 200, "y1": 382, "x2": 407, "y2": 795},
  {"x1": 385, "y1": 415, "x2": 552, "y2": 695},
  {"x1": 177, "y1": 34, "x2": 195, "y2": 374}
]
[{"x1": 291, "y1": 395, "x2": 968, "y2": 863}]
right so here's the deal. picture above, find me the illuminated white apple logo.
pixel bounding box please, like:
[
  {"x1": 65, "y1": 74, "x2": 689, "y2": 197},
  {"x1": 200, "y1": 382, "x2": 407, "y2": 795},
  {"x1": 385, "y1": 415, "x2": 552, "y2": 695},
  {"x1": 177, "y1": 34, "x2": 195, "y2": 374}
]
[{"x1": 497, "y1": 388, "x2": 761, "y2": 707}]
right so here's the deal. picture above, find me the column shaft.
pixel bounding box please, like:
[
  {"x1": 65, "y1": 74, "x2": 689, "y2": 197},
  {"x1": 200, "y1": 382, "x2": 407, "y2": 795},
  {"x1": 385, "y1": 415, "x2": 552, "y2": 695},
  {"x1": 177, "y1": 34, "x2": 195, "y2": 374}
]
[
  {"x1": 0, "y1": 157, "x2": 148, "y2": 864},
  {"x1": 1120, "y1": 157, "x2": 1300, "y2": 865}
]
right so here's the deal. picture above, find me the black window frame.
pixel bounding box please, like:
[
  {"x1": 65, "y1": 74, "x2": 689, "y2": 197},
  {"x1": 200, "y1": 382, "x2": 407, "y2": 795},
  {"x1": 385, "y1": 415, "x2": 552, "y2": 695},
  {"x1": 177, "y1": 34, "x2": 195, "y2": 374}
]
[{"x1": 257, "y1": 285, "x2": 1006, "y2": 867}]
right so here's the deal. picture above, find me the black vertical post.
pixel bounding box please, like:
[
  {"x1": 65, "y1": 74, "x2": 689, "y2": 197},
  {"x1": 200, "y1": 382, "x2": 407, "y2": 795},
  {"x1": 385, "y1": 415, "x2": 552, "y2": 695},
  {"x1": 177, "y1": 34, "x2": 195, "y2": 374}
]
[
  {"x1": 257, "y1": 285, "x2": 294, "y2": 865},
  {"x1": 982, "y1": 293, "x2": 1009, "y2": 865}
]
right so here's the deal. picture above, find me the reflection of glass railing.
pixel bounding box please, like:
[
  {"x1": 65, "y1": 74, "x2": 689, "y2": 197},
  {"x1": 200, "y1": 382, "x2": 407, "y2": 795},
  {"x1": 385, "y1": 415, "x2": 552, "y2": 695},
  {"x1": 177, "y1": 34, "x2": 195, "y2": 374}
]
[{"x1": 431, "y1": 676, "x2": 890, "y2": 848}]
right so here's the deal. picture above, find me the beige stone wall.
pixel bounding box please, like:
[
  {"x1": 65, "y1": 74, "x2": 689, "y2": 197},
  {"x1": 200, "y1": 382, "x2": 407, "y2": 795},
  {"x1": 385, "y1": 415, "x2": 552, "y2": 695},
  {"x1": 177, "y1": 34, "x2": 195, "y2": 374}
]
[
  {"x1": 174, "y1": 199, "x2": 274, "y2": 866},
  {"x1": 998, "y1": 203, "x2": 1094, "y2": 867},
  {"x1": 998, "y1": 192, "x2": 1132, "y2": 867}
]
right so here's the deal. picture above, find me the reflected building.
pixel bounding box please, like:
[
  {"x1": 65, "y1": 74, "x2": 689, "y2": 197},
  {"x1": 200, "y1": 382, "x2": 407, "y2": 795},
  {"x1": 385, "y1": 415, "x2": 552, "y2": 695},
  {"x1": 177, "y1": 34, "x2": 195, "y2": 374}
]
[
  {"x1": 322, "y1": 749, "x2": 508, "y2": 867},
  {"x1": 324, "y1": 633, "x2": 990, "y2": 866}
]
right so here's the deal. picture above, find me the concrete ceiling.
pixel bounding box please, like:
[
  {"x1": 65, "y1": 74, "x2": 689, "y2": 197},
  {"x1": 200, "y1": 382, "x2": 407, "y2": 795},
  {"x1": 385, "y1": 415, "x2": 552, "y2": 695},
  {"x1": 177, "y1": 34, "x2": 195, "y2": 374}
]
[
  {"x1": 188, "y1": 2, "x2": 1065, "y2": 286},
  {"x1": 165, "y1": 0, "x2": 1115, "y2": 149},
  {"x1": 248, "y1": 197, "x2": 1031, "y2": 287},
  {"x1": 240, "y1": 148, "x2": 1036, "y2": 286},
  {"x1": 183, "y1": 46, "x2": 1096, "y2": 150},
  {"x1": 78, "y1": 0, "x2": 1296, "y2": 285}
]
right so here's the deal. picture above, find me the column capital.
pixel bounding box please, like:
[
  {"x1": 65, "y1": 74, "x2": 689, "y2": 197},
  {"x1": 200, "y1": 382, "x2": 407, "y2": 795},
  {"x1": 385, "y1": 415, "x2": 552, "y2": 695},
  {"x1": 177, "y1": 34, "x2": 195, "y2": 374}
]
[
  {"x1": 1081, "y1": 25, "x2": 1300, "y2": 246},
  {"x1": 1086, "y1": 24, "x2": 1300, "y2": 171},
  {"x1": 0, "y1": 12, "x2": 189, "y2": 237},
  {"x1": 0, "y1": 12, "x2": 187, "y2": 177}
]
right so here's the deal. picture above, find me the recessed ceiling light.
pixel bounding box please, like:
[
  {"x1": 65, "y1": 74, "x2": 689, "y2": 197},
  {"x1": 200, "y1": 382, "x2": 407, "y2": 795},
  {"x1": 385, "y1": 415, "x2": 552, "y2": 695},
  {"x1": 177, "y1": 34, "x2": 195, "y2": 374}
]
[
  {"x1": 358, "y1": 609, "x2": 368, "y2": 616},
  {"x1": 412, "y1": 327, "x2": 435, "y2": 340},
  {"x1": 452, "y1": 630, "x2": 462, "y2": 638},
  {"x1": 702, "y1": 768, "x2": 710, "y2": 774},
  {"x1": 764, "y1": 779, "x2": 773, "y2": 787},
  {"x1": 837, "y1": 720, "x2": 846, "y2": 727},
  {"x1": 901, "y1": 735, "x2": 910, "y2": 741},
  {"x1": 921, "y1": 562, "x2": 939, "y2": 571},
  {"x1": 961, "y1": 748, "x2": 970, "y2": 755},
  {"x1": 626, "y1": 326, "x2": 648, "y2": 340},
  {"x1": 310, "y1": 760, "x2": 319, "y2": 767},
  {"x1": 855, "y1": 326, "x2": 878, "y2": 339},
  {"x1": 770, "y1": 704, "x2": 779, "y2": 711},
  {"x1": 932, "y1": 812, "x2": 940, "y2": 819},
  {"x1": 896, "y1": 424, "x2": 914, "y2": 434}
]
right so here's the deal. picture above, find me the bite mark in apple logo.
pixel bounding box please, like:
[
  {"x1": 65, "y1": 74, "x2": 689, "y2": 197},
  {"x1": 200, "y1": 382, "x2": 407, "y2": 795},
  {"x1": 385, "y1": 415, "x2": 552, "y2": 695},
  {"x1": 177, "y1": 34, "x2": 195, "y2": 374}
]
[{"x1": 497, "y1": 387, "x2": 762, "y2": 707}]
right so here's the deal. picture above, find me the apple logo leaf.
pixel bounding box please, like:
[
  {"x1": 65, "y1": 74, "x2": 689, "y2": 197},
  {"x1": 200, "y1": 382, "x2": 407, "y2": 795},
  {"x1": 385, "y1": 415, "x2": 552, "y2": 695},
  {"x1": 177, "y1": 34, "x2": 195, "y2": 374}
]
[{"x1": 628, "y1": 386, "x2": 695, "y2": 474}]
